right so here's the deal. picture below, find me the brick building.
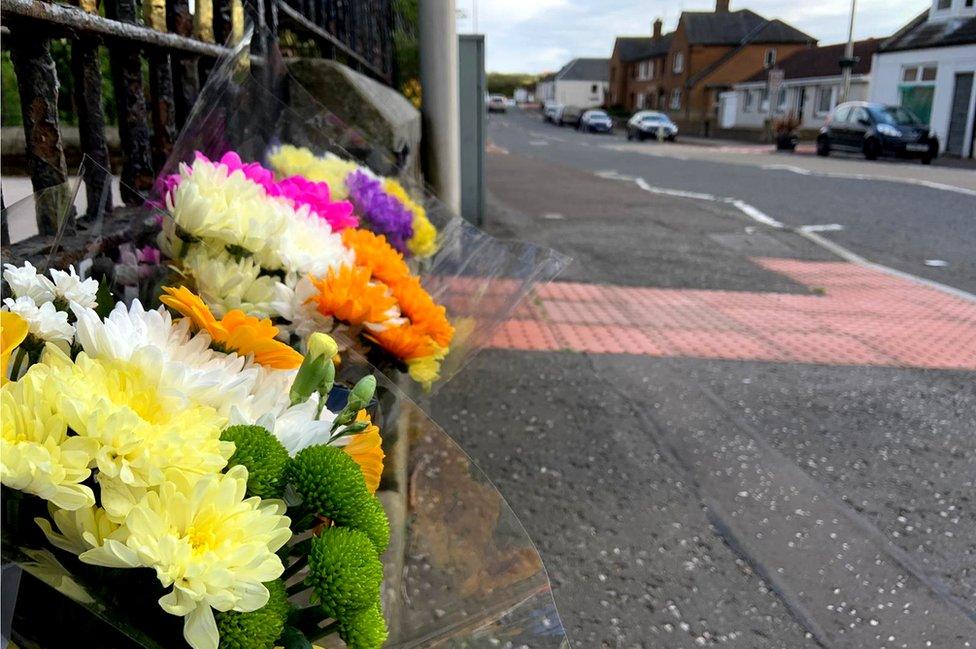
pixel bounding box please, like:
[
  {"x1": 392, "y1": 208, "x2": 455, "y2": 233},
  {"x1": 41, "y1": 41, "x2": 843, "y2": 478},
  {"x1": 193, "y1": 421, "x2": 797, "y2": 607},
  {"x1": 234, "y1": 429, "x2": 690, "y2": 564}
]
[{"x1": 608, "y1": 1, "x2": 816, "y2": 135}]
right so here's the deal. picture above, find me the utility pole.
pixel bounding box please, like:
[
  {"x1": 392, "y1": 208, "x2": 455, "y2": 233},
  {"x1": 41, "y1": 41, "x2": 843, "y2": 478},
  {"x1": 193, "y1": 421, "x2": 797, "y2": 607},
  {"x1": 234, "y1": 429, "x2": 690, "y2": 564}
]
[
  {"x1": 420, "y1": 0, "x2": 461, "y2": 213},
  {"x1": 839, "y1": 0, "x2": 857, "y2": 103}
]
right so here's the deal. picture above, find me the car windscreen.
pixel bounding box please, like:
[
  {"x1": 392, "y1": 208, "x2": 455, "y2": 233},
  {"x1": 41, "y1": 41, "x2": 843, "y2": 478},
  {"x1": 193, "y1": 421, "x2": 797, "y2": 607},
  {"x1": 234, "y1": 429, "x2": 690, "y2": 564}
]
[
  {"x1": 871, "y1": 106, "x2": 920, "y2": 126},
  {"x1": 587, "y1": 112, "x2": 609, "y2": 119},
  {"x1": 641, "y1": 115, "x2": 666, "y2": 123}
]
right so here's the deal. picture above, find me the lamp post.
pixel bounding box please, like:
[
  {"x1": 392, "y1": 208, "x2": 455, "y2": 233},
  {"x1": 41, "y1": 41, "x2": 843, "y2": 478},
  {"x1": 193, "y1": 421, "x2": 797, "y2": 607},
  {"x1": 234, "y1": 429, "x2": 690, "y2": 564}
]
[{"x1": 839, "y1": 0, "x2": 858, "y2": 103}]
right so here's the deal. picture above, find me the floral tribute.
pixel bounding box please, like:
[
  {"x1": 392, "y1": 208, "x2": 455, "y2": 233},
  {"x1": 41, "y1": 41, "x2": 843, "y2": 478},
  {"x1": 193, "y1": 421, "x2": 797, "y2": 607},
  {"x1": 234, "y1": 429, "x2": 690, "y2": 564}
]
[
  {"x1": 1, "y1": 262, "x2": 390, "y2": 649},
  {"x1": 268, "y1": 145, "x2": 438, "y2": 259},
  {"x1": 159, "y1": 151, "x2": 454, "y2": 387}
]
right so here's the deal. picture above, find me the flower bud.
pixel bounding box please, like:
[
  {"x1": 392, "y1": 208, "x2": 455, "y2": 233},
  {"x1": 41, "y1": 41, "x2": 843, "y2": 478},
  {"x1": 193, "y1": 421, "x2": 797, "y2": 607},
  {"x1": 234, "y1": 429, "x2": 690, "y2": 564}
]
[{"x1": 308, "y1": 333, "x2": 339, "y2": 361}]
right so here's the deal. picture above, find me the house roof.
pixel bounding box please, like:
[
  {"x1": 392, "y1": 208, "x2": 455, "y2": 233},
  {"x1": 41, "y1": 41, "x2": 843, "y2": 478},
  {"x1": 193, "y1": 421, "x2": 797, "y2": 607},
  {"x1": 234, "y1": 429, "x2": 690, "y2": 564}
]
[
  {"x1": 556, "y1": 58, "x2": 610, "y2": 82},
  {"x1": 615, "y1": 34, "x2": 675, "y2": 62},
  {"x1": 880, "y1": 10, "x2": 976, "y2": 52},
  {"x1": 682, "y1": 9, "x2": 815, "y2": 46},
  {"x1": 744, "y1": 39, "x2": 880, "y2": 83}
]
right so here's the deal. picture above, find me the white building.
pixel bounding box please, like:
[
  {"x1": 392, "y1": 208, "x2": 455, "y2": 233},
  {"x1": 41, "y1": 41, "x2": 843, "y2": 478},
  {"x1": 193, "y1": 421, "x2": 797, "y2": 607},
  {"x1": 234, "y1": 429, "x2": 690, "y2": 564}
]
[
  {"x1": 869, "y1": 0, "x2": 976, "y2": 157},
  {"x1": 535, "y1": 58, "x2": 609, "y2": 108},
  {"x1": 723, "y1": 40, "x2": 880, "y2": 134}
]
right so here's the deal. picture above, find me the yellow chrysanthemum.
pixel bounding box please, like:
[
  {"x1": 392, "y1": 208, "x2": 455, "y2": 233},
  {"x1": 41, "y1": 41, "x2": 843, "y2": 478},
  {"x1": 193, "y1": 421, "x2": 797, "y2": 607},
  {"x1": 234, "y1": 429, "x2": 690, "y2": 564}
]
[
  {"x1": 44, "y1": 347, "x2": 232, "y2": 488},
  {"x1": 1, "y1": 367, "x2": 98, "y2": 510},
  {"x1": 1, "y1": 310, "x2": 29, "y2": 384},
  {"x1": 81, "y1": 466, "x2": 291, "y2": 649},
  {"x1": 383, "y1": 179, "x2": 438, "y2": 258},
  {"x1": 35, "y1": 504, "x2": 121, "y2": 555},
  {"x1": 268, "y1": 145, "x2": 358, "y2": 201},
  {"x1": 342, "y1": 410, "x2": 384, "y2": 494}
]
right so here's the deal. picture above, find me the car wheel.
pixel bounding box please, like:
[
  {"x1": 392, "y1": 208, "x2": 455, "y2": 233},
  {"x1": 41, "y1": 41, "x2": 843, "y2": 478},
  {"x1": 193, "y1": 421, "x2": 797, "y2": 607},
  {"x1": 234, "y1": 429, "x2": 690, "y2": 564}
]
[
  {"x1": 626, "y1": 130, "x2": 633, "y2": 141},
  {"x1": 863, "y1": 138, "x2": 881, "y2": 161},
  {"x1": 637, "y1": 132, "x2": 645, "y2": 142},
  {"x1": 816, "y1": 136, "x2": 830, "y2": 157},
  {"x1": 921, "y1": 155, "x2": 933, "y2": 165}
]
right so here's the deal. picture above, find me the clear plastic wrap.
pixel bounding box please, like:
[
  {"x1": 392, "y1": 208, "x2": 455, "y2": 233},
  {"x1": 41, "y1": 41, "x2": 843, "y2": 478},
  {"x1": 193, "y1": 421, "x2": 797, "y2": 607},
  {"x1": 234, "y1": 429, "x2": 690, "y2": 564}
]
[
  {"x1": 153, "y1": 27, "x2": 570, "y2": 391},
  {"x1": 2, "y1": 174, "x2": 570, "y2": 648}
]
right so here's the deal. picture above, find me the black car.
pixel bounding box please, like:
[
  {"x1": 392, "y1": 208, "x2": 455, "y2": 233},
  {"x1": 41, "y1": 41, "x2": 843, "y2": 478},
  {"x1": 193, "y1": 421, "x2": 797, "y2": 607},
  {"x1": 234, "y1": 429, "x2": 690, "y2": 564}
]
[{"x1": 817, "y1": 102, "x2": 938, "y2": 164}]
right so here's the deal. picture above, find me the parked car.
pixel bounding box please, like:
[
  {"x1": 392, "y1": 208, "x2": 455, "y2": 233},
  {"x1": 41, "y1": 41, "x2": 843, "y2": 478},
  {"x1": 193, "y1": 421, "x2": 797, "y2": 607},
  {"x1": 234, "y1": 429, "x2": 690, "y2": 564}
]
[
  {"x1": 579, "y1": 110, "x2": 614, "y2": 133},
  {"x1": 558, "y1": 105, "x2": 584, "y2": 127},
  {"x1": 488, "y1": 95, "x2": 508, "y2": 113},
  {"x1": 817, "y1": 101, "x2": 938, "y2": 164},
  {"x1": 626, "y1": 111, "x2": 679, "y2": 141},
  {"x1": 543, "y1": 103, "x2": 563, "y2": 123}
]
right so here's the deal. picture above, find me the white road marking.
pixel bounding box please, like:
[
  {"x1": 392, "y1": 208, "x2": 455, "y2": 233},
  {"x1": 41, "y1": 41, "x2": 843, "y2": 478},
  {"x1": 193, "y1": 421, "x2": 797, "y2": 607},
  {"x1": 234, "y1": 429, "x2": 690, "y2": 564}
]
[
  {"x1": 529, "y1": 140, "x2": 549, "y2": 146},
  {"x1": 800, "y1": 224, "x2": 845, "y2": 233},
  {"x1": 762, "y1": 164, "x2": 813, "y2": 175},
  {"x1": 541, "y1": 212, "x2": 565, "y2": 220},
  {"x1": 925, "y1": 259, "x2": 949, "y2": 267},
  {"x1": 762, "y1": 163, "x2": 976, "y2": 197},
  {"x1": 594, "y1": 169, "x2": 976, "y2": 303}
]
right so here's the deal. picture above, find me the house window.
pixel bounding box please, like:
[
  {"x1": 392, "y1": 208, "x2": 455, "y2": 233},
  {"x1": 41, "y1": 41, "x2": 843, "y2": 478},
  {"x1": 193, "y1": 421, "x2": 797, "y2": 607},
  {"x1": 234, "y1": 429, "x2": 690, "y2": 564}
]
[
  {"x1": 899, "y1": 64, "x2": 937, "y2": 124},
  {"x1": 816, "y1": 86, "x2": 835, "y2": 115},
  {"x1": 670, "y1": 88, "x2": 682, "y2": 110},
  {"x1": 759, "y1": 88, "x2": 770, "y2": 112},
  {"x1": 744, "y1": 89, "x2": 755, "y2": 112},
  {"x1": 637, "y1": 92, "x2": 646, "y2": 109},
  {"x1": 673, "y1": 52, "x2": 684, "y2": 74},
  {"x1": 591, "y1": 84, "x2": 598, "y2": 94},
  {"x1": 937, "y1": 0, "x2": 950, "y2": 8},
  {"x1": 764, "y1": 49, "x2": 777, "y2": 69},
  {"x1": 777, "y1": 87, "x2": 788, "y2": 113}
]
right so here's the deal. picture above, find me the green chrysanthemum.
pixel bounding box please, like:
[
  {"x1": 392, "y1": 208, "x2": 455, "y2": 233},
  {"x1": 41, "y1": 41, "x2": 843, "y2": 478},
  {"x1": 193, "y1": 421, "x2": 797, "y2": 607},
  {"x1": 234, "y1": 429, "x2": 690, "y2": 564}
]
[
  {"x1": 221, "y1": 425, "x2": 291, "y2": 499},
  {"x1": 306, "y1": 527, "x2": 383, "y2": 619},
  {"x1": 338, "y1": 603, "x2": 389, "y2": 649},
  {"x1": 348, "y1": 495, "x2": 390, "y2": 554},
  {"x1": 289, "y1": 444, "x2": 371, "y2": 525},
  {"x1": 215, "y1": 579, "x2": 290, "y2": 649}
]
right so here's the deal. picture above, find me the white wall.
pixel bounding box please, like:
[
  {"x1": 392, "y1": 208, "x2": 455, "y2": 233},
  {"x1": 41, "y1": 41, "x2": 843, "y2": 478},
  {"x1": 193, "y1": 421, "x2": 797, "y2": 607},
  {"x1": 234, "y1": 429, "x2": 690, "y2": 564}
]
[
  {"x1": 870, "y1": 44, "x2": 976, "y2": 156},
  {"x1": 536, "y1": 80, "x2": 555, "y2": 105},
  {"x1": 554, "y1": 80, "x2": 609, "y2": 108},
  {"x1": 730, "y1": 78, "x2": 870, "y2": 130}
]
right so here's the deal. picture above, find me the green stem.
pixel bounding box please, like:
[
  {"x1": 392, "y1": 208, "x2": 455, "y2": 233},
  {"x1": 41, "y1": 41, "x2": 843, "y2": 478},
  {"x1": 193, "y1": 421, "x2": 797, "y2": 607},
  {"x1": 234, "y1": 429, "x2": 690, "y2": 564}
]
[{"x1": 9, "y1": 347, "x2": 28, "y2": 380}]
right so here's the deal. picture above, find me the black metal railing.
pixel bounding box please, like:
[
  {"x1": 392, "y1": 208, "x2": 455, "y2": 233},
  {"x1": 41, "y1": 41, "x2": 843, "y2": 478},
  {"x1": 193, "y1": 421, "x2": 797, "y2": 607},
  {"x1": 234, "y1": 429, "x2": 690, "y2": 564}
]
[{"x1": 0, "y1": 0, "x2": 394, "y2": 242}]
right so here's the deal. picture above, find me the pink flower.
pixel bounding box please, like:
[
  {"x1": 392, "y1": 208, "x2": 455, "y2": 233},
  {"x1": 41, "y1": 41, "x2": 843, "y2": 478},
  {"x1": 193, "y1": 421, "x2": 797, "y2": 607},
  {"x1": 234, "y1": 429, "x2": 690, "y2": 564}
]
[{"x1": 276, "y1": 175, "x2": 358, "y2": 231}]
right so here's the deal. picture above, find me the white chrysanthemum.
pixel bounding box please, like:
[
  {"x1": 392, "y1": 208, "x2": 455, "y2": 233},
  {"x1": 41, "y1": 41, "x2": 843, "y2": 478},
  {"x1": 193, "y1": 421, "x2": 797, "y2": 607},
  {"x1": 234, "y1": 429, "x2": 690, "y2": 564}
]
[
  {"x1": 259, "y1": 203, "x2": 354, "y2": 276},
  {"x1": 49, "y1": 267, "x2": 98, "y2": 309},
  {"x1": 3, "y1": 261, "x2": 56, "y2": 303},
  {"x1": 3, "y1": 297, "x2": 73, "y2": 346},
  {"x1": 165, "y1": 158, "x2": 288, "y2": 256},
  {"x1": 271, "y1": 275, "x2": 333, "y2": 342},
  {"x1": 72, "y1": 301, "x2": 261, "y2": 417},
  {"x1": 181, "y1": 246, "x2": 282, "y2": 319}
]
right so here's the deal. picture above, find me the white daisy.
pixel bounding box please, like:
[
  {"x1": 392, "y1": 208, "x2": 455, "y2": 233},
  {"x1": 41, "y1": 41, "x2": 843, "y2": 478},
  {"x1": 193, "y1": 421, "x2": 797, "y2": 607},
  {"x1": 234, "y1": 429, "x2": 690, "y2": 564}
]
[
  {"x1": 181, "y1": 246, "x2": 282, "y2": 319},
  {"x1": 259, "y1": 202, "x2": 354, "y2": 276},
  {"x1": 49, "y1": 267, "x2": 99, "y2": 309},
  {"x1": 3, "y1": 261, "x2": 56, "y2": 303},
  {"x1": 271, "y1": 275, "x2": 333, "y2": 343},
  {"x1": 3, "y1": 297, "x2": 73, "y2": 346}
]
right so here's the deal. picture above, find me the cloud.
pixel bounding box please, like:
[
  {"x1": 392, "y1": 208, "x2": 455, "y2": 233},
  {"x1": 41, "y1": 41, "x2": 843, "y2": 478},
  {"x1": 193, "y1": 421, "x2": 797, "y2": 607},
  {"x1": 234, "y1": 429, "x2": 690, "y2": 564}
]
[{"x1": 461, "y1": 0, "x2": 930, "y2": 73}]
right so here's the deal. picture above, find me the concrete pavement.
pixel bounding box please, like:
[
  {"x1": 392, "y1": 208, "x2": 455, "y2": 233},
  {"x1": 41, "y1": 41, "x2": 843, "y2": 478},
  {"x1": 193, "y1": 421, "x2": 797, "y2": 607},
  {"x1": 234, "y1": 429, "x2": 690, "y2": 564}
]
[{"x1": 431, "y1": 136, "x2": 976, "y2": 648}]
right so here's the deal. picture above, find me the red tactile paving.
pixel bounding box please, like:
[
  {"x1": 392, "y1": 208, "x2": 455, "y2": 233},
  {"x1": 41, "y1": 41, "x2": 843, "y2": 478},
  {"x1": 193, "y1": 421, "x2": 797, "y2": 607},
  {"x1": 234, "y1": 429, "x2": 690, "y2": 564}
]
[{"x1": 485, "y1": 257, "x2": 976, "y2": 370}]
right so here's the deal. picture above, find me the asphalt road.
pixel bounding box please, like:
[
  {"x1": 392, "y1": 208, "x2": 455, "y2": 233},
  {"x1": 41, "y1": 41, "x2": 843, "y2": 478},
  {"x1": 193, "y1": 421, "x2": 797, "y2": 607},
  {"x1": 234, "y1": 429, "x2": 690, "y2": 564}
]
[
  {"x1": 431, "y1": 136, "x2": 976, "y2": 648},
  {"x1": 486, "y1": 108, "x2": 976, "y2": 295}
]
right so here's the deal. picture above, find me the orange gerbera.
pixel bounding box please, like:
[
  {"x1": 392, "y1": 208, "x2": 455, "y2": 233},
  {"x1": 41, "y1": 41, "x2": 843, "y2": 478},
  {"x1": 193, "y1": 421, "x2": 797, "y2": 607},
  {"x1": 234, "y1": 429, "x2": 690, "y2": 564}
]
[
  {"x1": 342, "y1": 410, "x2": 384, "y2": 494},
  {"x1": 341, "y1": 228, "x2": 411, "y2": 287},
  {"x1": 1, "y1": 311, "x2": 29, "y2": 384},
  {"x1": 160, "y1": 286, "x2": 303, "y2": 369},
  {"x1": 367, "y1": 323, "x2": 435, "y2": 361},
  {"x1": 309, "y1": 265, "x2": 396, "y2": 326},
  {"x1": 391, "y1": 276, "x2": 455, "y2": 348}
]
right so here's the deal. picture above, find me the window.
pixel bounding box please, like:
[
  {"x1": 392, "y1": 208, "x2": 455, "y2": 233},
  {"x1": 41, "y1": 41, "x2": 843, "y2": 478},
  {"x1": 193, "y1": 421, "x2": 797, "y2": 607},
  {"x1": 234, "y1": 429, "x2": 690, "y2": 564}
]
[
  {"x1": 637, "y1": 92, "x2": 646, "y2": 109},
  {"x1": 899, "y1": 64, "x2": 937, "y2": 124},
  {"x1": 591, "y1": 84, "x2": 598, "y2": 94},
  {"x1": 764, "y1": 49, "x2": 777, "y2": 69},
  {"x1": 744, "y1": 89, "x2": 755, "y2": 112},
  {"x1": 852, "y1": 107, "x2": 870, "y2": 125},
  {"x1": 833, "y1": 104, "x2": 852, "y2": 122},
  {"x1": 816, "y1": 86, "x2": 835, "y2": 114},
  {"x1": 777, "y1": 87, "x2": 788, "y2": 112},
  {"x1": 673, "y1": 52, "x2": 684, "y2": 74},
  {"x1": 670, "y1": 88, "x2": 682, "y2": 110},
  {"x1": 937, "y1": 0, "x2": 950, "y2": 8},
  {"x1": 760, "y1": 88, "x2": 770, "y2": 112}
]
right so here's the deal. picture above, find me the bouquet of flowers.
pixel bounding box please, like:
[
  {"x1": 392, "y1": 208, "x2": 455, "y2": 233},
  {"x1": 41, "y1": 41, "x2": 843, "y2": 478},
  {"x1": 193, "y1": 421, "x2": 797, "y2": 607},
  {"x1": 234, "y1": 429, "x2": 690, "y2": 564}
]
[
  {"x1": 157, "y1": 151, "x2": 454, "y2": 388},
  {"x1": 2, "y1": 261, "x2": 391, "y2": 649}
]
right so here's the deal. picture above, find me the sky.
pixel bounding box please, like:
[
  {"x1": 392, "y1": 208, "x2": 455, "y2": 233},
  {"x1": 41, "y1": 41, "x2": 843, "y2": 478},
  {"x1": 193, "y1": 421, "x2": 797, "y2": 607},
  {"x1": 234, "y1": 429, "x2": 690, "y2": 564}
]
[{"x1": 455, "y1": 0, "x2": 932, "y2": 74}]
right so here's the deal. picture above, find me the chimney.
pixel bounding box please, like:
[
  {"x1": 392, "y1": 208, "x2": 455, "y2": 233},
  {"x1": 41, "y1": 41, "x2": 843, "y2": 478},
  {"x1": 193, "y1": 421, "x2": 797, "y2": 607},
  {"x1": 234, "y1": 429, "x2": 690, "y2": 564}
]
[
  {"x1": 716, "y1": 0, "x2": 730, "y2": 12},
  {"x1": 653, "y1": 18, "x2": 663, "y2": 39}
]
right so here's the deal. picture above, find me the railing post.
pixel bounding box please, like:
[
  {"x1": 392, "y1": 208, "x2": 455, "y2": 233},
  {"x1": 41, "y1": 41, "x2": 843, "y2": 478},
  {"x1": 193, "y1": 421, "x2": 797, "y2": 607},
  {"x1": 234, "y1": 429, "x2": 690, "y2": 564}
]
[
  {"x1": 70, "y1": 0, "x2": 113, "y2": 220},
  {"x1": 144, "y1": 0, "x2": 178, "y2": 171},
  {"x1": 168, "y1": 0, "x2": 201, "y2": 127},
  {"x1": 8, "y1": 33, "x2": 71, "y2": 236},
  {"x1": 105, "y1": 0, "x2": 155, "y2": 203}
]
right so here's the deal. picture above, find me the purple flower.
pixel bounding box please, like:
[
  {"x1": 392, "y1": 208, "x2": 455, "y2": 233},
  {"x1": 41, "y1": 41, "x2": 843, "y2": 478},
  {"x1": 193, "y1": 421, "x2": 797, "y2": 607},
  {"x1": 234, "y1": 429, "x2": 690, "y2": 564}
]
[{"x1": 346, "y1": 170, "x2": 414, "y2": 252}]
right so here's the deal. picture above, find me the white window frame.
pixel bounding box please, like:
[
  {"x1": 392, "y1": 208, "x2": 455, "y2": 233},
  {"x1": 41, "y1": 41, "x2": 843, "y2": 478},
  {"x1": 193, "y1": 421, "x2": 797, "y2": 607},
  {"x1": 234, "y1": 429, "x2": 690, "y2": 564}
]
[
  {"x1": 776, "y1": 86, "x2": 789, "y2": 113},
  {"x1": 673, "y1": 52, "x2": 684, "y2": 74},
  {"x1": 636, "y1": 92, "x2": 646, "y2": 109},
  {"x1": 902, "y1": 64, "x2": 938, "y2": 86},
  {"x1": 815, "y1": 85, "x2": 836, "y2": 116},
  {"x1": 744, "y1": 89, "x2": 755, "y2": 112},
  {"x1": 670, "y1": 88, "x2": 682, "y2": 110}
]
